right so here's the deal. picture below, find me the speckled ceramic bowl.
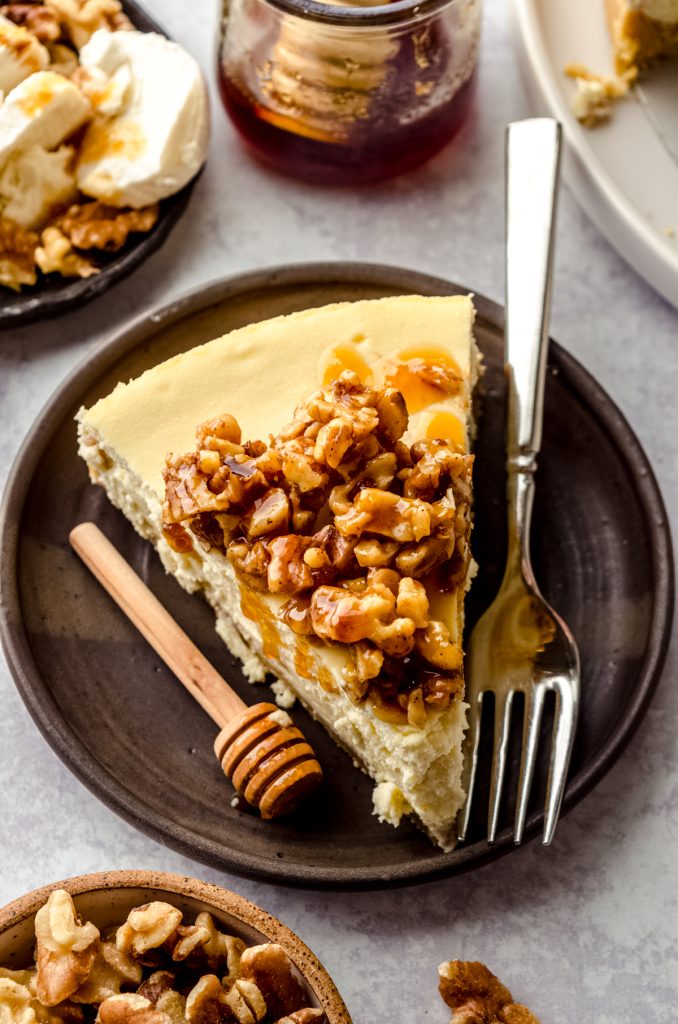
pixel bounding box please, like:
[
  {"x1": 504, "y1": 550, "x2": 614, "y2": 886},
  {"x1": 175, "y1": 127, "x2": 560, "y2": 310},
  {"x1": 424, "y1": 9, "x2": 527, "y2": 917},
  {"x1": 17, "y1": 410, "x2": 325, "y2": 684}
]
[{"x1": 0, "y1": 870, "x2": 351, "y2": 1023}]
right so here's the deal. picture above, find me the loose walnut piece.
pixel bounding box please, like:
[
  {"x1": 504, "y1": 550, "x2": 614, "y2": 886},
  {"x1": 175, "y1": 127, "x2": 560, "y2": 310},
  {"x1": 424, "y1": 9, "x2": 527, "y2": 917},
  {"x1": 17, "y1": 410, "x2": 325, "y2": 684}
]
[
  {"x1": 0, "y1": 978, "x2": 36, "y2": 1024},
  {"x1": 96, "y1": 994, "x2": 166, "y2": 1024},
  {"x1": 35, "y1": 891, "x2": 100, "y2": 1006},
  {"x1": 72, "y1": 944, "x2": 141, "y2": 1004},
  {"x1": 53, "y1": 203, "x2": 159, "y2": 254},
  {"x1": 0, "y1": 218, "x2": 38, "y2": 291},
  {"x1": 43, "y1": 0, "x2": 132, "y2": 48},
  {"x1": 35, "y1": 227, "x2": 97, "y2": 280},
  {"x1": 438, "y1": 962, "x2": 540, "y2": 1024},
  {"x1": 239, "y1": 945, "x2": 307, "y2": 1021},
  {"x1": 0, "y1": 4, "x2": 60, "y2": 39},
  {"x1": 116, "y1": 904, "x2": 182, "y2": 962}
]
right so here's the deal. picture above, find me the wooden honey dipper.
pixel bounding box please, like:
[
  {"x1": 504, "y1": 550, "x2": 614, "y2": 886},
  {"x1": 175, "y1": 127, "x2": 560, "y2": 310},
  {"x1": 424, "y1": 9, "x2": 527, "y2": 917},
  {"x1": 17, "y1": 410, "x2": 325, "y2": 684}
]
[{"x1": 69, "y1": 522, "x2": 323, "y2": 820}]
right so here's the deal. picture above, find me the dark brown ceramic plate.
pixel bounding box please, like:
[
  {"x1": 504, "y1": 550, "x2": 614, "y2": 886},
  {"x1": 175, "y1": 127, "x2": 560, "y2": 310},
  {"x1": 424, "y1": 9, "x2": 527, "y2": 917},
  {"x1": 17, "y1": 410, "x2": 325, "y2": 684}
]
[
  {"x1": 0, "y1": 0, "x2": 202, "y2": 329},
  {"x1": 0, "y1": 263, "x2": 673, "y2": 888}
]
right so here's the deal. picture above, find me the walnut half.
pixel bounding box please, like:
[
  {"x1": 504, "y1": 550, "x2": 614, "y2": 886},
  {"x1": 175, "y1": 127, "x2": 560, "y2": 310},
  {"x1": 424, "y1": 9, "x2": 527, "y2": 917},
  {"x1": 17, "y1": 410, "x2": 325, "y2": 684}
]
[{"x1": 438, "y1": 961, "x2": 540, "y2": 1024}]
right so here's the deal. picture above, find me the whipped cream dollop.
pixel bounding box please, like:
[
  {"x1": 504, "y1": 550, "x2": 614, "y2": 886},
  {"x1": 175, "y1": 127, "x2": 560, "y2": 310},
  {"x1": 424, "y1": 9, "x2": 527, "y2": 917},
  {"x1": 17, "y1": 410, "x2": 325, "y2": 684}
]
[{"x1": 76, "y1": 29, "x2": 209, "y2": 208}]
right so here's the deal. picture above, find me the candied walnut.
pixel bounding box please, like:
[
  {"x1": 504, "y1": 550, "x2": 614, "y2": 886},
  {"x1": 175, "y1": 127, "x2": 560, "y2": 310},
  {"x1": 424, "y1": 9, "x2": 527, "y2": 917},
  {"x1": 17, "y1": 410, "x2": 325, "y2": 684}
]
[
  {"x1": 423, "y1": 674, "x2": 462, "y2": 709},
  {"x1": 35, "y1": 890, "x2": 100, "y2": 1006},
  {"x1": 375, "y1": 387, "x2": 407, "y2": 444},
  {"x1": 116, "y1": 904, "x2": 182, "y2": 962},
  {"x1": 0, "y1": 217, "x2": 38, "y2": 290},
  {"x1": 228, "y1": 540, "x2": 270, "y2": 588},
  {"x1": 44, "y1": 0, "x2": 132, "y2": 48},
  {"x1": 273, "y1": 1013, "x2": 324, "y2": 1024},
  {"x1": 196, "y1": 415, "x2": 242, "y2": 449},
  {"x1": 310, "y1": 583, "x2": 394, "y2": 644},
  {"x1": 239, "y1": 945, "x2": 307, "y2": 1021},
  {"x1": 395, "y1": 577, "x2": 428, "y2": 628},
  {"x1": 415, "y1": 620, "x2": 461, "y2": 672},
  {"x1": 335, "y1": 489, "x2": 431, "y2": 543},
  {"x1": 438, "y1": 962, "x2": 540, "y2": 1024},
  {"x1": 313, "y1": 418, "x2": 352, "y2": 470},
  {"x1": 346, "y1": 641, "x2": 383, "y2": 697},
  {"x1": 162, "y1": 523, "x2": 193, "y2": 554},
  {"x1": 405, "y1": 445, "x2": 473, "y2": 502},
  {"x1": 54, "y1": 202, "x2": 159, "y2": 253},
  {"x1": 267, "y1": 536, "x2": 313, "y2": 595},
  {"x1": 354, "y1": 539, "x2": 397, "y2": 569},
  {"x1": 243, "y1": 489, "x2": 290, "y2": 540},
  {"x1": 278, "y1": 442, "x2": 327, "y2": 494},
  {"x1": 395, "y1": 531, "x2": 454, "y2": 579},
  {"x1": 0, "y1": 4, "x2": 60, "y2": 39},
  {"x1": 72, "y1": 944, "x2": 141, "y2": 1004},
  {"x1": 96, "y1": 994, "x2": 165, "y2": 1024},
  {"x1": 35, "y1": 227, "x2": 97, "y2": 280}
]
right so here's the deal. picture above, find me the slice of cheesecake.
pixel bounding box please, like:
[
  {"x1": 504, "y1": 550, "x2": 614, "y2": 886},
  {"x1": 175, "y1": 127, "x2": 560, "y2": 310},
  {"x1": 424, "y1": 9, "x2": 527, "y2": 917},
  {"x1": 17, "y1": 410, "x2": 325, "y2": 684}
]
[
  {"x1": 606, "y1": 0, "x2": 678, "y2": 73},
  {"x1": 77, "y1": 295, "x2": 480, "y2": 850}
]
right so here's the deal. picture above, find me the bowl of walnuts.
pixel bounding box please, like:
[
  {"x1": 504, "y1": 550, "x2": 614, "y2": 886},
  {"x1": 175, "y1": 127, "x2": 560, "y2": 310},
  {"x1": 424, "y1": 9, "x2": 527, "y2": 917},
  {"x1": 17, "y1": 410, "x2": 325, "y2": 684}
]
[{"x1": 0, "y1": 871, "x2": 351, "y2": 1024}]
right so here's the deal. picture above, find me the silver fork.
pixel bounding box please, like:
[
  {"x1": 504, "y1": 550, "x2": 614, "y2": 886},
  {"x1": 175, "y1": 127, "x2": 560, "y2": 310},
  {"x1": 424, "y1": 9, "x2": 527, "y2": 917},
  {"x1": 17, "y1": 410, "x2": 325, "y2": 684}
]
[{"x1": 457, "y1": 118, "x2": 581, "y2": 847}]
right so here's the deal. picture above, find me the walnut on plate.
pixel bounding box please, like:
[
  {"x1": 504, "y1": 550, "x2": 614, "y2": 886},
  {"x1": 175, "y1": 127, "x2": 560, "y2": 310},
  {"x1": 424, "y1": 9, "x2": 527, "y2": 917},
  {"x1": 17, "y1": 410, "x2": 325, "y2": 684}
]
[
  {"x1": 0, "y1": 218, "x2": 38, "y2": 291},
  {"x1": 42, "y1": 0, "x2": 132, "y2": 48},
  {"x1": 438, "y1": 961, "x2": 540, "y2": 1024},
  {"x1": 53, "y1": 203, "x2": 159, "y2": 254},
  {"x1": 0, "y1": 4, "x2": 61, "y2": 40}
]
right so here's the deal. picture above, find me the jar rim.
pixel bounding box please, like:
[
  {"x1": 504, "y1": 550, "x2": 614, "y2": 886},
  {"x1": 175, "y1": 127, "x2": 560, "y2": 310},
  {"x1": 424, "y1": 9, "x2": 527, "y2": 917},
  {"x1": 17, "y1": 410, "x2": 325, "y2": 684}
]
[{"x1": 261, "y1": 0, "x2": 461, "y2": 27}]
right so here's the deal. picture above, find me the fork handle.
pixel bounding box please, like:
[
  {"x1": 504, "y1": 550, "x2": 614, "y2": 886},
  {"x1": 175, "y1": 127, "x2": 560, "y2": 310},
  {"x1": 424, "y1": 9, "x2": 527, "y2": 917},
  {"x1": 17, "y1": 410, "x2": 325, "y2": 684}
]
[{"x1": 504, "y1": 119, "x2": 562, "y2": 565}]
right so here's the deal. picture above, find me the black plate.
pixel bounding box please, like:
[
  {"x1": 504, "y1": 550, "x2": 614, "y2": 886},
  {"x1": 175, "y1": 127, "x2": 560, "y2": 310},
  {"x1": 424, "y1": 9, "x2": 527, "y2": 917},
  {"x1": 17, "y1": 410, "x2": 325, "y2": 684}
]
[
  {"x1": 0, "y1": 0, "x2": 201, "y2": 329},
  {"x1": 0, "y1": 263, "x2": 673, "y2": 888}
]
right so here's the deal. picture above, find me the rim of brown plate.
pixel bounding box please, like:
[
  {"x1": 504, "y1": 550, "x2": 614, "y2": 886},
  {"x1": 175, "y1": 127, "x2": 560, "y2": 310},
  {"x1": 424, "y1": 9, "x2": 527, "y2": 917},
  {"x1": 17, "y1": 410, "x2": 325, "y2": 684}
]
[
  {"x1": 0, "y1": 869, "x2": 352, "y2": 1023},
  {"x1": 0, "y1": 262, "x2": 673, "y2": 888}
]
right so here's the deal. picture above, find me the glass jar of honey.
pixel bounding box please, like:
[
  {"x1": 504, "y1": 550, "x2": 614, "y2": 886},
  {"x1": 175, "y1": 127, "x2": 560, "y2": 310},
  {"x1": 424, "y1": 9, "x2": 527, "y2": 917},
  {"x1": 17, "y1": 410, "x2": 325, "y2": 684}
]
[{"x1": 218, "y1": 0, "x2": 481, "y2": 184}]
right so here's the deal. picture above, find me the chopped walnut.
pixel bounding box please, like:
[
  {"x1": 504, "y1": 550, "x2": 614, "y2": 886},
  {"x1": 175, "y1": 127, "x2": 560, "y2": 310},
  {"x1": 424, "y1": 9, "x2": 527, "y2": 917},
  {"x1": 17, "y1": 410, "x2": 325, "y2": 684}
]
[
  {"x1": 0, "y1": 218, "x2": 38, "y2": 291},
  {"x1": 53, "y1": 202, "x2": 159, "y2": 253},
  {"x1": 116, "y1": 904, "x2": 182, "y2": 962},
  {"x1": 187, "y1": 913, "x2": 245, "y2": 983},
  {"x1": 438, "y1": 962, "x2": 540, "y2": 1024},
  {"x1": 223, "y1": 980, "x2": 266, "y2": 1024},
  {"x1": 238, "y1": 946, "x2": 307, "y2": 1022},
  {"x1": 153, "y1": 993, "x2": 184, "y2": 1024},
  {"x1": 34, "y1": 891, "x2": 100, "y2": 1006},
  {"x1": 35, "y1": 226, "x2": 97, "y2": 280},
  {"x1": 96, "y1": 994, "x2": 165, "y2": 1024},
  {"x1": 0, "y1": 4, "x2": 60, "y2": 40},
  {"x1": 163, "y1": 371, "x2": 473, "y2": 724},
  {"x1": 43, "y1": 0, "x2": 132, "y2": 48}
]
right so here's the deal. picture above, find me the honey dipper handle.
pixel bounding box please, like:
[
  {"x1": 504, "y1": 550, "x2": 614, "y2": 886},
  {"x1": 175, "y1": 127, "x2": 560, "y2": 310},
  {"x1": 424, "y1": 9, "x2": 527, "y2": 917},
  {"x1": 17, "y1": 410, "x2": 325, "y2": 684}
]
[{"x1": 69, "y1": 522, "x2": 246, "y2": 729}]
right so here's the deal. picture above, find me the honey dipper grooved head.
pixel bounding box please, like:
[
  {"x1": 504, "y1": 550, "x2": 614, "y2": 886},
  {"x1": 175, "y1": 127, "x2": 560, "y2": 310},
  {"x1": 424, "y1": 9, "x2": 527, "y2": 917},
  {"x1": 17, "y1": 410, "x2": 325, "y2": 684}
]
[{"x1": 214, "y1": 703, "x2": 322, "y2": 819}]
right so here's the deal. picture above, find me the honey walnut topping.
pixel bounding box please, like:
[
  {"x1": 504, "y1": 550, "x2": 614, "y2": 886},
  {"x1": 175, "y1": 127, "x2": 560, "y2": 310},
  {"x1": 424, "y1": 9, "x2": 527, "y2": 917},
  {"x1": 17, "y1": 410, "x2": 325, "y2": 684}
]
[
  {"x1": 438, "y1": 962, "x2": 540, "y2": 1024},
  {"x1": 0, "y1": 4, "x2": 60, "y2": 39},
  {"x1": 0, "y1": 218, "x2": 38, "y2": 291},
  {"x1": 163, "y1": 371, "x2": 474, "y2": 724}
]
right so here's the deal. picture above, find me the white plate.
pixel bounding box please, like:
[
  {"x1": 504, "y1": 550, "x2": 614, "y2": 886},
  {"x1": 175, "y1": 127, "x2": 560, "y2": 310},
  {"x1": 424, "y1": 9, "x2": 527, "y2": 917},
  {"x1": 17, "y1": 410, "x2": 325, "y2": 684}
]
[{"x1": 512, "y1": 0, "x2": 678, "y2": 309}]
